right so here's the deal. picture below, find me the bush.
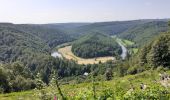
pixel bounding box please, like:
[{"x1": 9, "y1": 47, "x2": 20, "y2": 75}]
[
  {"x1": 99, "y1": 89, "x2": 115, "y2": 100},
  {"x1": 124, "y1": 84, "x2": 170, "y2": 99},
  {"x1": 11, "y1": 75, "x2": 35, "y2": 91}
]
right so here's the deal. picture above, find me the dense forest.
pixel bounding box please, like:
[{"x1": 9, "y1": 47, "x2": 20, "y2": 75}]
[{"x1": 72, "y1": 33, "x2": 121, "y2": 58}]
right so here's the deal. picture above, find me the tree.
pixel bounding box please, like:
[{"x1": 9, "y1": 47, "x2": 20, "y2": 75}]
[
  {"x1": 105, "y1": 68, "x2": 113, "y2": 81},
  {"x1": 138, "y1": 42, "x2": 152, "y2": 66},
  {"x1": 149, "y1": 35, "x2": 170, "y2": 68},
  {"x1": 139, "y1": 46, "x2": 149, "y2": 65},
  {"x1": 168, "y1": 21, "x2": 170, "y2": 27},
  {"x1": 0, "y1": 66, "x2": 10, "y2": 93},
  {"x1": 12, "y1": 62, "x2": 24, "y2": 75},
  {"x1": 35, "y1": 73, "x2": 46, "y2": 90},
  {"x1": 10, "y1": 75, "x2": 35, "y2": 91},
  {"x1": 168, "y1": 21, "x2": 170, "y2": 32}
]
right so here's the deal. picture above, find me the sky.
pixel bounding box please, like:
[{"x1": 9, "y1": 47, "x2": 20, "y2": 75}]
[{"x1": 0, "y1": 0, "x2": 170, "y2": 24}]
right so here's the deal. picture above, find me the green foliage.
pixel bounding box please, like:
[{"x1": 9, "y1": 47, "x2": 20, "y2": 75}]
[
  {"x1": 10, "y1": 75, "x2": 35, "y2": 92},
  {"x1": 99, "y1": 89, "x2": 115, "y2": 100},
  {"x1": 127, "y1": 66, "x2": 138, "y2": 75},
  {"x1": 149, "y1": 34, "x2": 170, "y2": 67},
  {"x1": 138, "y1": 42, "x2": 152, "y2": 66},
  {"x1": 168, "y1": 21, "x2": 170, "y2": 27},
  {"x1": 0, "y1": 62, "x2": 35, "y2": 93},
  {"x1": 72, "y1": 32, "x2": 121, "y2": 58},
  {"x1": 35, "y1": 73, "x2": 46, "y2": 90},
  {"x1": 1, "y1": 70, "x2": 170, "y2": 100},
  {"x1": 136, "y1": 33, "x2": 170, "y2": 68},
  {"x1": 0, "y1": 65, "x2": 10, "y2": 93},
  {"x1": 105, "y1": 68, "x2": 113, "y2": 81},
  {"x1": 34, "y1": 72, "x2": 67, "y2": 100},
  {"x1": 124, "y1": 84, "x2": 170, "y2": 99},
  {"x1": 34, "y1": 73, "x2": 55, "y2": 100}
]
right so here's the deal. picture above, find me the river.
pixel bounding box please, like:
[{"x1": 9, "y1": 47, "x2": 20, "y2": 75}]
[
  {"x1": 51, "y1": 52, "x2": 62, "y2": 58},
  {"x1": 117, "y1": 42, "x2": 127, "y2": 60},
  {"x1": 51, "y1": 37, "x2": 127, "y2": 60}
]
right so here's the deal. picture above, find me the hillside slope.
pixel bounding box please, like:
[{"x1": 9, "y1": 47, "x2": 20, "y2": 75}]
[
  {"x1": 118, "y1": 21, "x2": 168, "y2": 46},
  {"x1": 0, "y1": 23, "x2": 49, "y2": 63},
  {"x1": 13, "y1": 24, "x2": 73, "y2": 48}
]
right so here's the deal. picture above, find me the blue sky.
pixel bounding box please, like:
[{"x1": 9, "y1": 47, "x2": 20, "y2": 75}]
[{"x1": 0, "y1": 0, "x2": 170, "y2": 24}]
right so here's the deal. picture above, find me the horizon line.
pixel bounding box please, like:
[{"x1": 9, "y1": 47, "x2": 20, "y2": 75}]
[{"x1": 0, "y1": 18, "x2": 169, "y2": 25}]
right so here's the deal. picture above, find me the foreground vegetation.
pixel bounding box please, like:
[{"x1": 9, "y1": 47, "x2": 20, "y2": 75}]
[{"x1": 0, "y1": 70, "x2": 170, "y2": 100}]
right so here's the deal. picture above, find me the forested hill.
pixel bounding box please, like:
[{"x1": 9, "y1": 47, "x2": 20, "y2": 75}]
[
  {"x1": 0, "y1": 23, "x2": 74, "y2": 62},
  {"x1": 54, "y1": 19, "x2": 169, "y2": 46},
  {"x1": 72, "y1": 32, "x2": 121, "y2": 58},
  {"x1": 68, "y1": 20, "x2": 146, "y2": 35},
  {"x1": 118, "y1": 21, "x2": 168, "y2": 46},
  {"x1": 0, "y1": 24, "x2": 49, "y2": 63},
  {"x1": 1, "y1": 19, "x2": 168, "y2": 48},
  {"x1": 8, "y1": 24, "x2": 73, "y2": 48}
]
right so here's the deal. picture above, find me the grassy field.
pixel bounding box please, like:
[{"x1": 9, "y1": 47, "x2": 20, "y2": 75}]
[
  {"x1": 119, "y1": 39, "x2": 139, "y2": 54},
  {"x1": 0, "y1": 91, "x2": 33, "y2": 100},
  {"x1": 114, "y1": 37, "x2": 134, "y2": 47},
  {"x1": 112, "y1": 36, "x2": 139, "y2": 54},
  {"x1": 58, "y1": 46, "x2": 115, "y2": 65},
  {"x1": 132, "y1": 48, "x2": 139, "y2": 54},
  {"x1": 1, "y1": 70, "x2": 169, "y2": 100},
  {"x1": 122, "y1": 39, "x2": 135, "y2": 46}
]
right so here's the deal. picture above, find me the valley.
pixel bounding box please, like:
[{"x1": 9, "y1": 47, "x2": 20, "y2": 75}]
[
  {"x1": 0, "y1": 19, "x2": 170, "y2": 100},
  {"x1": 56, "y1": 36, "x2": 128, "y2": 64}
]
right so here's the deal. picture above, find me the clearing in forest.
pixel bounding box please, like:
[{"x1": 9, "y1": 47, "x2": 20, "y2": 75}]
[{"x1": 58, "y1": 46, "x2": 115, "y2": 65}]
